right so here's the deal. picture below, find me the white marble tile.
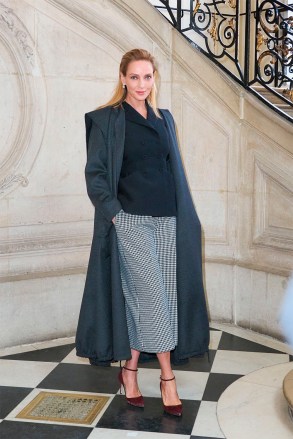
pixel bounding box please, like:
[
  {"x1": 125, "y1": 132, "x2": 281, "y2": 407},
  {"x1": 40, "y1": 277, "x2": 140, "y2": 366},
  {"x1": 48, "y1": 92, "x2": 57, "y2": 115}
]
[
  {"x1": 217, "y1": 363, "x2": 293, "y2": 439},
  {"x1": 110, "y1": 362, "x2": 120, "y2": 368},
  {"x1": 0, "y1": 337, "x2": 75, "y2": 357},
  {"x1": 210, "y1": 322, "x2": 293, "y2": 354},
  {"x1": 209, "y1": 330, "x2": 222, "y2": 350},
  {"x1": 136, "y1": 369, "x2": 209, "y2": 400},
  {"x1": 191, "y1": 401, "x2": 225, "y2": 438},
  {"x1": 126, "y1": 368, "x2": 159, "y2": 398},
  {"x1": 0, "y1": 360, "x2": 58, "y2": 387},
  {"x1": 88, "y1": 428, "x2": 190, "y2": 439},
  {"x1": 212, "y1": 350, "x2": 289, "y2": 375},
  {"x1": 61, "y1": 349, "x2": 90, "y2": 365},
  {"x1": 0, "y1": 344, "x2": 38, "y2": 357}
]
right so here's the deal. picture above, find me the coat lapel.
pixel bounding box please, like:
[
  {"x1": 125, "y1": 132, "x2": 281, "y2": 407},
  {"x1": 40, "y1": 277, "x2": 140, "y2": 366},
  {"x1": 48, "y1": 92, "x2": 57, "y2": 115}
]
[{"x1": 113, "y1": 106, "x2": 125, "y2": 190}]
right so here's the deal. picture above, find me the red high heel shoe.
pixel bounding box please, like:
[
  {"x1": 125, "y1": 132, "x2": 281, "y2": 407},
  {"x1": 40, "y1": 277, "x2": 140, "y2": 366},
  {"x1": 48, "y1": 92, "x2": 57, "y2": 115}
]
[
  {"x1": 160, "y1": 376, "x2": 182, "y2": 416},
  {"x1": 118, "y1": 365, "x2": 144, "y2": 408}
]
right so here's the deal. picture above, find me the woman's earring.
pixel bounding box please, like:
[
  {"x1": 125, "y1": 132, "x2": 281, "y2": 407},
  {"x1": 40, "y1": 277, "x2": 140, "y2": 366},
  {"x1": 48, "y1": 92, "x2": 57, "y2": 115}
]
[{"x1": 122, "y1": 84, "x2": 126, "y2": 89}]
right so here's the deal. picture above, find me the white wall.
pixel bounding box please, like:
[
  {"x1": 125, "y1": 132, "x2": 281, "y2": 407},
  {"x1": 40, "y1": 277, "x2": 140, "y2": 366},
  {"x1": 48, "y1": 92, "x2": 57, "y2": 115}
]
[{"x1": 0, "y1": 0, "x2": 292, "y2": 348}]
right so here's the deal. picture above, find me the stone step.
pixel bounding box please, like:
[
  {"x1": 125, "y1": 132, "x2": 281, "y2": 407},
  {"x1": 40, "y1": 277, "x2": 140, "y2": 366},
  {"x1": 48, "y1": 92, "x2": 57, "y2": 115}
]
[
  {"x1": 252, "y1": 85, "x2": 292, "y2": 104},
  {"x1": 252, "y1": 85, "x2": 293, "y2": 119}
]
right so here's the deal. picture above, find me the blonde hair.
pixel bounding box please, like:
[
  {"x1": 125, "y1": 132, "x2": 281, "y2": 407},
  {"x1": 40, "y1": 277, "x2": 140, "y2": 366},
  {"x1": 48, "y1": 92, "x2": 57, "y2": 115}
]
[{"x1": 100, "y1": 48, "x2": 161, "y2": 117}]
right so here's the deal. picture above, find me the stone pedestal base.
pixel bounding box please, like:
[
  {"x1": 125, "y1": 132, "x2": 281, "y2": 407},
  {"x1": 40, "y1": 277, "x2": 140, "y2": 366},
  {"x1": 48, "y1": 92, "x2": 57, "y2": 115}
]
[{"x1": 283, "y1": 369, "x2": 293, "y2": 422}]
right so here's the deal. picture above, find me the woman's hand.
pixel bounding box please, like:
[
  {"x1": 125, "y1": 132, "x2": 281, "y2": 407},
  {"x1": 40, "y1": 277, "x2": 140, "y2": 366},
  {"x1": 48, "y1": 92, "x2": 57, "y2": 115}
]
[{"x1": 112, "y1": 209, "x2": 122, "y2": 224}]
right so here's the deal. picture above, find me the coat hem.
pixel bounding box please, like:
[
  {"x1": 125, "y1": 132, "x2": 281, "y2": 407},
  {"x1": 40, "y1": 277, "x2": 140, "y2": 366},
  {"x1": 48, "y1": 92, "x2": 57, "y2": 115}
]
[
  {"x1": 75, "y1": 350, "x2": 132, "y2": 364},
  {"x1": 76, "y1": 347, "x2": 209, "y2": 364}
]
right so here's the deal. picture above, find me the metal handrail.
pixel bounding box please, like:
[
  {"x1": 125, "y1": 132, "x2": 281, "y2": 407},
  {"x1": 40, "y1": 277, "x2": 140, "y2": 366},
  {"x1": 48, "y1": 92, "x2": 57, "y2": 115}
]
[{"x1": 148, "y1": 0, "x2": 293, "y2": 123}]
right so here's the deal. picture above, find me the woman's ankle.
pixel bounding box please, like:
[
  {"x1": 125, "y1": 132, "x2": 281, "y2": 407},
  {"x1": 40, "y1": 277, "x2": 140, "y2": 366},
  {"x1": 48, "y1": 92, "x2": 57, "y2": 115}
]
[{"x1": 160, "y1": 374, "x2": 175, "y2": 381}]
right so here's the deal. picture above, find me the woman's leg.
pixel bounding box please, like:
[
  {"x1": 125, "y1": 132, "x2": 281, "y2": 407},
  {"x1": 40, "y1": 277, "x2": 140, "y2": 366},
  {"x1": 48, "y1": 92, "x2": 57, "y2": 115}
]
[
  {"x1": 157, "y1": 351, "x2": 181, "y2": 405},
  {"x1": 122, "y1": 348, "x2": 142, "y2": 398}
]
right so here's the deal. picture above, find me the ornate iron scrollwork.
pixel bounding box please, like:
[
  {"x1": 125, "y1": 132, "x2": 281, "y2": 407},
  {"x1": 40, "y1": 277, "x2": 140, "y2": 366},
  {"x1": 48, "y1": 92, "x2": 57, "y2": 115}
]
[
  {"x1": 148, "y1": 0, "x2": 293, "y2": 122},
  {"x1": 256, "y1": 0, "x2": 293, "y2": 98},
  {"x1": 191, "y1": 0, "x2": 237, "y2": 58}
]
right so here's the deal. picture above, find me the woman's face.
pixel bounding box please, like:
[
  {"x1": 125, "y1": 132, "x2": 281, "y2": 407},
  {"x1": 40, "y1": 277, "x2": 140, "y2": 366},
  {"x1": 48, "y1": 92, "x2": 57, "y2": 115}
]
[{"x1": 121, "y1": 60, "x2": 155, "y2": 104}]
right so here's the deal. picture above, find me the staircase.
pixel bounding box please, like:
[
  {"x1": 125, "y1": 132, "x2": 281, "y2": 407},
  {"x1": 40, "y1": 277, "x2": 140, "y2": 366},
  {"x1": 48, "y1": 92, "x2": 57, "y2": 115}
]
[
  {"x1": 252, "y1": 85, "x2": 293, "y2": 118},
  {"x1": 148, "y1": 0, "x2": 293, "y2": 123}
]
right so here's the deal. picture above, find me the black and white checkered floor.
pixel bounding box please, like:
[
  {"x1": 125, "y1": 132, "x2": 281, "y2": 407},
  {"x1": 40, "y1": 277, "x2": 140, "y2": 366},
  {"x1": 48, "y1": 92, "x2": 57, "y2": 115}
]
[{"x1": 0, "y1": 324, "x2": 292, "y2": 439}]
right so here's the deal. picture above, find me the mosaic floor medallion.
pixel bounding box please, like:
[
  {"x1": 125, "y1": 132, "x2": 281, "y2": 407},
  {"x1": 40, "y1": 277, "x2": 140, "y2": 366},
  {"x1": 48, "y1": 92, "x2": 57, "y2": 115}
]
[{"x1": 16, "y1": 391, "x2": 110, "y2": 425}]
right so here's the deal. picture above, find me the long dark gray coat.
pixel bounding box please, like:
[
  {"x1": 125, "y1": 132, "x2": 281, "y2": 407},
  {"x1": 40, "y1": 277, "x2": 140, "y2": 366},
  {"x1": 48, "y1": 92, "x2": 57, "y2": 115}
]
[{"x1": 75, "y1": 105, "x2": 209, "y2": 364}]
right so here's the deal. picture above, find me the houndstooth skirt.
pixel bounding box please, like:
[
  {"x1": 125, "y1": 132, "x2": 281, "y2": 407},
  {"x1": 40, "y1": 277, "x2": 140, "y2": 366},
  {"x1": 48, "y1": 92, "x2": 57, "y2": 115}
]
[{"x1": 114, "y1": 210, "x2": 178, "y2": 353}]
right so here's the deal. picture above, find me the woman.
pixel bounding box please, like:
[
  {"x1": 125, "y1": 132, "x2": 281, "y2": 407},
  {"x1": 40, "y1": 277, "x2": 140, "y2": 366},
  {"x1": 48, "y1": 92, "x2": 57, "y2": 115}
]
[{"x1": 76, "y1": 49, "x2": 209, "y2": 416}]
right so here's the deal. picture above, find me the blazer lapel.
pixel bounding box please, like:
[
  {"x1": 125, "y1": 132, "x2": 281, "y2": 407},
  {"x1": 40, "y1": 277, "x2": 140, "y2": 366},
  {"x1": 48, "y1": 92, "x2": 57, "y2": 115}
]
[{"x1": 123, "y1": 101, "x2": 158, "y2": 132}]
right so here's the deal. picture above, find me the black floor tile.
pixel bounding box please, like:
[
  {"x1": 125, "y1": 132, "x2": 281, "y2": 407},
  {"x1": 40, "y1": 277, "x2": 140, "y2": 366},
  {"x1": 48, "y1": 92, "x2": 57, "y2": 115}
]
[
  {"x1": 138, "y1": 351, "x2": 216, "y2": 373},
  {"x1": 0, "y1": 344, "x2": 75, "y2": 363},
  {"x1": 173, "y1": 351, "x2": 216, "y2": 373},
  {"x1": 138, "y1": 352, "x2": 197, "y2": 367},
  {"x1": 202, "y1": 372, "x2": 242, "y2": 402},
  {"x1": 37, "y1": 363, "x2": 120, "y2": 394},
  {"x1": 218, "y1": 332, "x2": 283, "y2": 353},
  {"x1": 97, "y1": 395, "x2": 200, "y2": 435},
  {"x1": 0, "y1": 420, "x2": 92, "y2": 439},
  {"x1": 0, "y1": 387, "x2": 33, "y2": 419},
  {"x1": 191, "y1": 436, "x2": 222, "y2": 439}
]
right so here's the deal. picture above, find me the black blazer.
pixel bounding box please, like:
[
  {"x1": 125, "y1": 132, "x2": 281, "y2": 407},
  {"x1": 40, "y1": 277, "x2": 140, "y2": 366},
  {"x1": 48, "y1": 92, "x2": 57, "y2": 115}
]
[{"x1": 117, "y1": 102, "x2": 177, "y2": 216}]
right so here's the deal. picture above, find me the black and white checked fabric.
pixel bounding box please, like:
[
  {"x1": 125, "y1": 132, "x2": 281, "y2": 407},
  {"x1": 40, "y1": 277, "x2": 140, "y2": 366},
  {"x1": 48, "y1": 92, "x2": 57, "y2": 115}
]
[{"x1": 115, "y1": 210, "x2": 177, "y2": 353}]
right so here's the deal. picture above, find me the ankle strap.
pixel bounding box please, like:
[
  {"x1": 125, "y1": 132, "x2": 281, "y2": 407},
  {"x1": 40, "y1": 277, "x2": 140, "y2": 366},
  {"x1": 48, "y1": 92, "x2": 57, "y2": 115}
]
[
  {"x1": 123, "y1": 365, "x2": 138, "y2": 372},
  {"x1": 160, "y1": 375, "x2": 175, "y2": 382}
]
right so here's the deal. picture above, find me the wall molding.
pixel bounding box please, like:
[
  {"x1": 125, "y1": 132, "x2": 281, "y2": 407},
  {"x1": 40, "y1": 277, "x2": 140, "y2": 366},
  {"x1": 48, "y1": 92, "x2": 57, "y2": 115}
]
[
  {"x1": 1, "y1": 254, "x2": 290, "y2": 283},
  {"x1": 0, "y1": 1, "x2": 47, "y2": 198},
  {"x1": 0, "y1": 220, "x2": 92, "y2": 281},
  {"x1": 252, "y1": 153, "x2": 293, "y2": 251},
  {"x1": 0, "y1": 220, "x2": 92, "y2": 254}
]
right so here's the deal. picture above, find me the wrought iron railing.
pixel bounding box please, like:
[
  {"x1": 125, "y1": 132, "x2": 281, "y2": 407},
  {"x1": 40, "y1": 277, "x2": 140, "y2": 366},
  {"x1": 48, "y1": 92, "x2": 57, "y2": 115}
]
[{"x1": 148, "y1": 0, "x2": 293, "y2": 122}]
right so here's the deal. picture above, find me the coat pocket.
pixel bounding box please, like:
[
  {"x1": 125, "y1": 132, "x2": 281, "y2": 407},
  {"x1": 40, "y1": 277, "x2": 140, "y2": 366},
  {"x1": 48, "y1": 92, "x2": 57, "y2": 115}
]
[{"x1": 94, "y1": 210, "x2": 112, "y2": 237}]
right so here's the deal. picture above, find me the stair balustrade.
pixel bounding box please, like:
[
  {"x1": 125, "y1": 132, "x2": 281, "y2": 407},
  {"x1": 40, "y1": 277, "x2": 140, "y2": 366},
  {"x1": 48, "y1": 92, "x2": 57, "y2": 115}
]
[{"x1": 148, "y1": 0, "x2": 293, "y2": 122}]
